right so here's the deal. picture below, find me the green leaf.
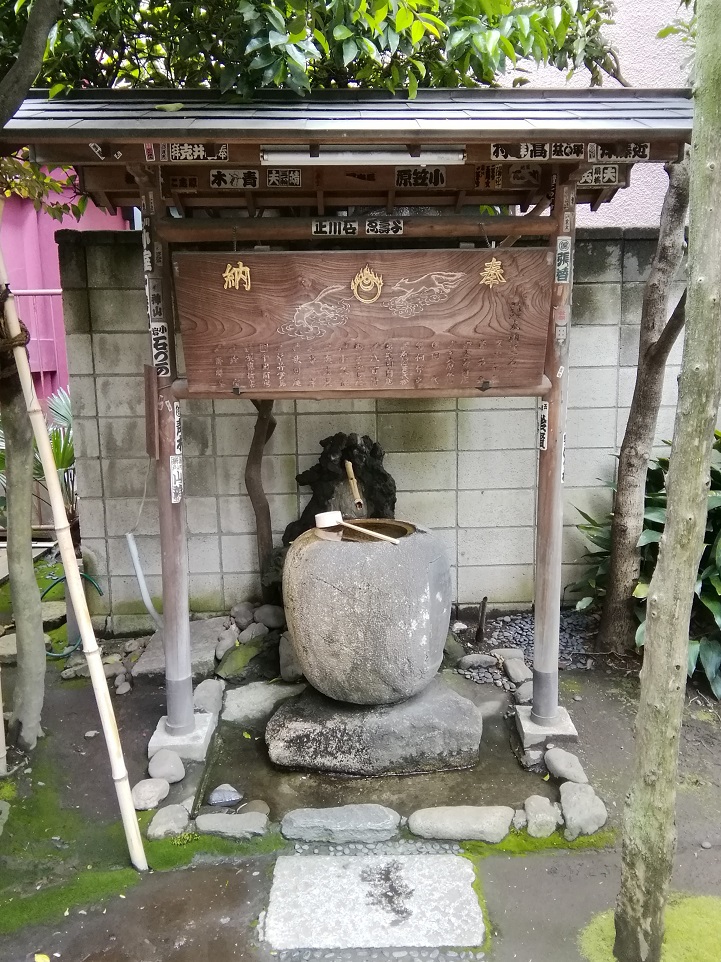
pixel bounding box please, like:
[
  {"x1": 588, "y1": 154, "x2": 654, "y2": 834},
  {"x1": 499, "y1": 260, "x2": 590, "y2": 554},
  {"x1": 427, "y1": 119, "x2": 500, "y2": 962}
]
[
  {"x1": 342, "y1": 37, "x2": 358, "y2": 64},
  {"x1": 708, "y1": 493, "x2": 721, "y2": 510},
  {"x1": 688, "y1": 639, "x2": 701, "y2": 677},
  {"x1": 269, "y1": 29, "x2": 289, "y2": 47},
  {"x1": 700, "y1": 638, "x2": 721, "y2": 697},
  {"x1": 635, "y1": 619, "x2": 646, "y2": 648},
  {"x1": 48, "y1": 83, "x2": 66, "y2": 99},
  {"x1": 699, "y1": 592, "x2": 721, "y2": 630},
  {"x1": 637, "y1": 529, "x2": 662, "y2": 547},
  {"x1": 313, "y1": 28, "x2": 330, "y2": 55},
  {"x1": 410, "y1": 19, "x2": 424, "y2": 44},
  {"x1": 395, "y1": 7, "x2": 413, "y2": 32},
  {"x1": 264, "y1": 6, "x2": 286, "y2": 32},
  {"x1": 576, "y1": 596, "x2": 593, "y2": 611},
  {"x1": 242, "y1": 731, "x2": 252, "y2": 739},
  {"x1": 333, "y1": 24, "x2": 353, "y2": 39},
  {"x1": 155, "y1": 102, "x2": 184, "y2": 112},
  {"x1": 644, "y1": 506, "x2": 667, "y2": 524},
  {"x1": 408, "y1": 70, "x2": 418, "y2": 98},
  {"x1": 632, "y1": 580, "x2": 650, "y2": 599}
]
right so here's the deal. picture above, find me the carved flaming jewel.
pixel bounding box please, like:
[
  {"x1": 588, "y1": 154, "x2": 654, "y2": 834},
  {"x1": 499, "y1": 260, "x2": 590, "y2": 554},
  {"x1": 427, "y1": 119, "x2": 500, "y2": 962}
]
[{"x1": 351, "y1": 264, "x2": 384, "y2": 304}]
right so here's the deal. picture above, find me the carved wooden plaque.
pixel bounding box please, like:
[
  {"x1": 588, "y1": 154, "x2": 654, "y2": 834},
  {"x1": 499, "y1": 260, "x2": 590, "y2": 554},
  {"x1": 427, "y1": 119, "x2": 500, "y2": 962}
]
[{"x1": 173, "y1": 249, "x2": 553, "y2": 398}]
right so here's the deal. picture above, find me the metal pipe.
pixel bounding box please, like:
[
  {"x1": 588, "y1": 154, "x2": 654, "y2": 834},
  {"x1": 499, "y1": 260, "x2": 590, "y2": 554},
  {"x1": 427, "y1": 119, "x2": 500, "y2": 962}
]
[
  {"x1": 0, "y1": 197, "x2": 147, "y2": 871},
  {"x1": 125, "y1": 533, "x2": 164, "y2": 630}
]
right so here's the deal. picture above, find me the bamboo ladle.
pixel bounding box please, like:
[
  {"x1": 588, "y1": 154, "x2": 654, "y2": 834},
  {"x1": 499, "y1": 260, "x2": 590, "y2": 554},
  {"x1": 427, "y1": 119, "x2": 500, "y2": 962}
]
[{"x1": 314, "y1": 510, "x2": 400, "y2": 544}]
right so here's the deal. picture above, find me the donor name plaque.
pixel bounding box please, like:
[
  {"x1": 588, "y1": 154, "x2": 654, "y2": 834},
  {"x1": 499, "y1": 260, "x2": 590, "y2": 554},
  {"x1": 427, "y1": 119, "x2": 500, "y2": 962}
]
[{"x1": 173, "y1": 249, "x2": 553, "y2": 398}]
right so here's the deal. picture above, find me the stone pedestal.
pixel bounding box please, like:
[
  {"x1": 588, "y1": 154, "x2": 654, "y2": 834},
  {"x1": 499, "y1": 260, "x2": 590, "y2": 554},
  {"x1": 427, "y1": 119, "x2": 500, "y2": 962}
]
[{"x1": 265, "y1": 677, "x2": 483, "y2": 776}]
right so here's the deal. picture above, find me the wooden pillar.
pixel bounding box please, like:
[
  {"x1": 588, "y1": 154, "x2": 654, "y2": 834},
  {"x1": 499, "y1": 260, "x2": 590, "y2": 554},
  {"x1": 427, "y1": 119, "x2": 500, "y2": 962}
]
[
  {"x1": 531, "y1": 171, "x2": 577, "y2": 725},
  {"x1": 133, "y1": 167, "x2": 194, "y2": 736}
]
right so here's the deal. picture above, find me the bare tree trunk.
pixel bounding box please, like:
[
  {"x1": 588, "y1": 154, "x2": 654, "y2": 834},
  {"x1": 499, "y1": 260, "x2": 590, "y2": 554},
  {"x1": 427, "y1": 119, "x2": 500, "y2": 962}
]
[
  {"x1": 0, "y1": 365, "x2": 46, "y2": 752},
  {"x1": 597, "y1": 156, "x2": 689, "y2": 655},
  {"x1": 245, "y1": 400, "x2": 275, "y2": 602},
  {"x1": 614, "y1": 8, "x2": 721, "y2": 956}
]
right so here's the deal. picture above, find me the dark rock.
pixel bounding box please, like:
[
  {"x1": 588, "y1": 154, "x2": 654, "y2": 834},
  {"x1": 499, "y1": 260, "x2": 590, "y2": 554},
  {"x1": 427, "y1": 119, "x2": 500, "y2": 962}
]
[
  {"x1": 457, "y1": 653, "x2": 497, "y2": 670},
  {"x1": 266, "y1": 676, "x2": 483, "y2": 776},
  {"x1": 208, "y1": 783, "x2": 243, "y2": 806},
  {"x1": 231, "y1": 601, "x2": 256, "y2": 630},
  {"x1": 282, "y1": 432, "x2": 396, "y2": 545},
  {"x1": 504, "y1": 659, "x2": 533, "y2": 685},
  {"x1": 443, "y1": 631, "x2": 466, "y2": 668},
  {"x1": 254, "y1": 604, "x2": 286, "y2": 629}
]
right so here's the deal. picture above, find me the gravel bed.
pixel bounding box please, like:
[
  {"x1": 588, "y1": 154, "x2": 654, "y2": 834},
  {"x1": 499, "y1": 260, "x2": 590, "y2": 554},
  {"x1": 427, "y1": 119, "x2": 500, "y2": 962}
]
[
  {"x1": 454, "y1": 608, "x2": 600, "y2": 688},
  {"x1": 273, "y1": 950, "x2": 484, "y2": 960},
  {"x1": 292, "y1": 839, "x2": 463, "y2": 856}
]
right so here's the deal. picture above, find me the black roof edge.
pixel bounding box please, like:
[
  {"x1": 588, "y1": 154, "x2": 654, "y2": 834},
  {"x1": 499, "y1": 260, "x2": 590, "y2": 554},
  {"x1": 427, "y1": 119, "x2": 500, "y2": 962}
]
[{"x1": 24, "y1": 86, "x2": 693, "y2": 104}]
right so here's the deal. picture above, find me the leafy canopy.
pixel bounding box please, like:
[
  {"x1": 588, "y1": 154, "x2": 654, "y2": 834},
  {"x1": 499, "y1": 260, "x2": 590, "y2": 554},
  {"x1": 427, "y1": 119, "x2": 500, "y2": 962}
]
[{"x1": 2, "y1": 0, "x2": 624, "y2": 98}]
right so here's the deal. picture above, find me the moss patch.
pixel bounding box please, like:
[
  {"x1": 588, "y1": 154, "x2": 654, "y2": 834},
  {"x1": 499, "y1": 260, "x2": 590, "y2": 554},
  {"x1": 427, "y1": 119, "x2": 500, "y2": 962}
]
[
  {"x1": 462, "y1": 827, "x2": 617, "y2": 858},
  {"x1": 0, "y1": 558, "x2": 66, "y2": 616},
  {"x1": 559, "y1": 677, "x2": 583, "y2": 695},
  {"x1": 0, "y1": 869, "x2": 139, "y2": 935},
  {"x1": 579, "y1": 896, "x2": 721, "y2": 962},
  {"x1": 0, "y1": 780, "x2": 17, "y2": 802},
  {"x1": 145, "y1": 829, "x2": 286, "y2": 871},
  {"x1": 463, "y1": 855, "x2": 492, "y2": 953}
]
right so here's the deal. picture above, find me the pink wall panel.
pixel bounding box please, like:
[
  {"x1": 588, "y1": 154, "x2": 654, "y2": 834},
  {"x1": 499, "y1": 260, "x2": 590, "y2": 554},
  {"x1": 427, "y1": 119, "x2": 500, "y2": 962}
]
[{"x1": 1, "y1": 186, "x2": 128, "y2": 399}]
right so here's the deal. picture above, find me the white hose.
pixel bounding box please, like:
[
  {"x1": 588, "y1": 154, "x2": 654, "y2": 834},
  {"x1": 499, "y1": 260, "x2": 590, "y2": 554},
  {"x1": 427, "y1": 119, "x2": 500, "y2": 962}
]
[{"x1": 125, "y1": 533, "x2": 164, "y2": 630}]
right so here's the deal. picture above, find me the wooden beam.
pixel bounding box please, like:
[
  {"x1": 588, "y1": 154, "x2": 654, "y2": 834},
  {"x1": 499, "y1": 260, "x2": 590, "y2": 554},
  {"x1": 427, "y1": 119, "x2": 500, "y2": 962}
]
[
  {"x1": 170, "y1": 377, "x2": 552, "y2": 401},
  {"x1": 499, "y1": 197, "x2": 552, "y2": 248},
  {"x1": 156, "y1": 213, "x2": 556, "y2": 243}
]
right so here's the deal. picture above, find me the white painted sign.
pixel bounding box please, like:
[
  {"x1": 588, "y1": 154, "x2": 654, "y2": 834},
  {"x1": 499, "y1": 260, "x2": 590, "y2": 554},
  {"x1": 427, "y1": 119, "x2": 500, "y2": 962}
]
[
  {"x1": 395, "y1": 166, "x2": 446, "y2": 188},
  {"x1": 578, "y1": 164, "x2": 620, "y2": 187},
  {"x1": 555, "y1": 236, "x2": 572, "y2": 284},
  {"x1": 160, "y1": 142, "x2": 228, "y2": 162},
  {"x1": 173, "y1": 401, "x2": 182, "y2": 455},
  {"x1": 210, "y1": 168, "x2": 259, "y2": 189},
  {"x1": 169, "y1": 455, "x2": 184, "y2": 503},
  {"x1": 365, "y1": 218, "x2": 403, "y2": 236},
  {"x1": 311, "y1": 219, "x2": 359, "y2": 237},
  {"x1": 587, "y1": 143, "x2": 650, "y2": 162},
  {"x1": 539, "y1": 401, "x2": 549, "y2": 450},
  {"x1": 267, "y1": 168, "x2": 301, "y2": 187}
]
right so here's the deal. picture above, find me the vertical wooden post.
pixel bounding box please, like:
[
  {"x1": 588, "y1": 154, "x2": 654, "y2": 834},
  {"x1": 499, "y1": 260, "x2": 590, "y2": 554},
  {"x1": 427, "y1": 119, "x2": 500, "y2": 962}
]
[
  {"x1": 531, "y1": 171, "x2": 577, "y2": 725},
  {"x1": 132, "y1": 166, "x2": 194, "y2": 736}
]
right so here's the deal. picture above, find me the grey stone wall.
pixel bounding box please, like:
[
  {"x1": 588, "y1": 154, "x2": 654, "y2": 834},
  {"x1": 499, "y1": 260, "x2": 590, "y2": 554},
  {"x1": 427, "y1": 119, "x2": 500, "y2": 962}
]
[{"x1": 58, "y1": 229, "x2": 684, "y2": 635}]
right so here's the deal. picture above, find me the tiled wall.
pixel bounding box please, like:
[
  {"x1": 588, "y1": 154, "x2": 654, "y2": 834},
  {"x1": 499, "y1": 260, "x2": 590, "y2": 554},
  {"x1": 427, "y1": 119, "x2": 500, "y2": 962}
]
[{"x1": 58, "y1": 229, "x2": 684, "y2": 634}]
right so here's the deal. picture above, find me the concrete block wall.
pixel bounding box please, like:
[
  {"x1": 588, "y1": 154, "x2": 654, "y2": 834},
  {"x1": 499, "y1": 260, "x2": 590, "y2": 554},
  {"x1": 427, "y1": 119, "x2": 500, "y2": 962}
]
[{"x1": 58, "y1": 229, "x2": 682, "y2": 634}]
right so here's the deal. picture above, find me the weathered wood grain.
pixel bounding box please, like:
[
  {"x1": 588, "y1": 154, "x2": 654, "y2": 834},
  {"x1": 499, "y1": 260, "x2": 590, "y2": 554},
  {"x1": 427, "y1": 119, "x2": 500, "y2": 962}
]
[{"x1": 173, "y1": 248, "x2": 553, "y2": 397}]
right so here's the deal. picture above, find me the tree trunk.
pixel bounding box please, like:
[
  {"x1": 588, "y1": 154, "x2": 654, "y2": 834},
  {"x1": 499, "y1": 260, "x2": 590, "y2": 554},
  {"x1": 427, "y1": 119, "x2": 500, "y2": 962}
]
[
  {"x1": 0, "y1": 367, "x2": 46, "y2": 752},
  {"x1": 245, "y1": 400, "x2": 275, "y2": 602},
  {"x1": 0, "y1": 0, "x2": 62, "y2": 127},
  {"x1": 597, "y1": 155, "x2": 690, "y2": 655},
  {"x1": 614, "y1": 6, "x2": 721, "y2": 956}
]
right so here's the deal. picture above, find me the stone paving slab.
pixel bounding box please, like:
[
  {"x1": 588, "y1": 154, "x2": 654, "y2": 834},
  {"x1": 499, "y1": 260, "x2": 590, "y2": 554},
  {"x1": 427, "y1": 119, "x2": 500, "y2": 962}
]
[{"x1": 263, "y1": 854, "x2": 485, "y2": 950}]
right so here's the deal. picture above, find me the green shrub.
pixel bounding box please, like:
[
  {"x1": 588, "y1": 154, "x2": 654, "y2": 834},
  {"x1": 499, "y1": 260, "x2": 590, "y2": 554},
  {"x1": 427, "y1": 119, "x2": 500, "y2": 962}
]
[{"x1": 571, "y1": 432, "x2": 721, "y2": 698}]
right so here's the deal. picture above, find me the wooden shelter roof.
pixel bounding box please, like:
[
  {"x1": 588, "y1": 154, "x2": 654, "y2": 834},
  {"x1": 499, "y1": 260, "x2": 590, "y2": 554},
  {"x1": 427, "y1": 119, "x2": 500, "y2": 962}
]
[
  {"x1": 4, "y1": 87, "x2": 692, "y2": 143},
  {"x1": 0, "y1": 87, "x2": 693, "y2": 230}
]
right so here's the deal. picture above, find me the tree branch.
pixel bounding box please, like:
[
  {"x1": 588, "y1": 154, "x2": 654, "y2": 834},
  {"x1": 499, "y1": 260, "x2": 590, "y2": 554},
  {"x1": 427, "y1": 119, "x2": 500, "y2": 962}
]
[
  {"x1": 648, "y1": 288, "x2": 687, "y2": 365},
  {"x1": 0, "y1": 0, "x2": 63, "y2": 129}
]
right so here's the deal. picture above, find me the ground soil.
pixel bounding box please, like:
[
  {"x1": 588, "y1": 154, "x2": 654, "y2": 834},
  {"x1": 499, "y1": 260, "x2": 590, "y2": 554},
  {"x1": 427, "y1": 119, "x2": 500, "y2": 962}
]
[{"x1": 1, "y1": 662, "x2": 721, "y2": 962}]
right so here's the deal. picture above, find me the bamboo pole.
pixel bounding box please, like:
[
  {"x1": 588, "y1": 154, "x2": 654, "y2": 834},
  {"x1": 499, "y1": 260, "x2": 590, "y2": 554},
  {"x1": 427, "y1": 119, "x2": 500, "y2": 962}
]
[{"x1": 0, "y1": 199, "x2": 148, "y2": 870}]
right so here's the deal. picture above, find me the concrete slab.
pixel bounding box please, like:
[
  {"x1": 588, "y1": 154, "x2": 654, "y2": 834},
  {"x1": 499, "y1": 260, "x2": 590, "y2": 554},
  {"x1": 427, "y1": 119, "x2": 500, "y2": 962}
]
[
  {"x1": 515, "y1": 705, "x2": 578, "y2": 748},
  {"x1": 132, "y1": 616, "x2": 230, "y2": 680},
  {"x1": 263, "y1": 854, "x2": 485, "y2": 949},
  {"x1": 148, "y1": 710, "x2": 217, "y2": 762}
]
